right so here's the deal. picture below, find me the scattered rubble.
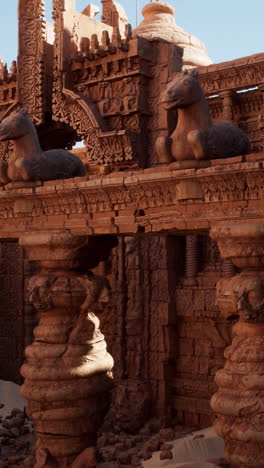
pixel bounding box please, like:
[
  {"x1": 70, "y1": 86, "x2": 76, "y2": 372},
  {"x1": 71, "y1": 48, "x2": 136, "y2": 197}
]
[
  {"x1": 0, "y1": 405, "x2": 35, "y2": 467},
  {"x1": 97, "y1": 419, "x2": 196, "y2": 467},
  {"x1": 0, "y1": 408, "x2": 230, "y2": 468}
]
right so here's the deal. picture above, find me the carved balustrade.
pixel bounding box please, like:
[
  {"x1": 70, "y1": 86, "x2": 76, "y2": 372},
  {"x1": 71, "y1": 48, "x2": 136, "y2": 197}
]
[
  {"x1": 18, "y1": 230, "x2": 115, "y2": 467},
  {"x1": 210, "y1": 224, "x2": 264, "y2": 468}
]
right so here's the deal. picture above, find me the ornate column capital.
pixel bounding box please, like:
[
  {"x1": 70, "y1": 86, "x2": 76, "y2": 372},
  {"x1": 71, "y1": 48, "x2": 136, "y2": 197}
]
[
  {"x1": 211, "y1": 223, "x2": 264, "y2": 269},
  {"x1": 19, "y1": 230, "x2": 88, "y2": 269}
]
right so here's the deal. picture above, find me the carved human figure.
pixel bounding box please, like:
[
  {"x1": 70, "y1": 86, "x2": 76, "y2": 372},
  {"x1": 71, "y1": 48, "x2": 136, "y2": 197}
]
[
  {"x1": 0, "y1": 108, "x2": 86, "y2": 184},
  {"x1": 98, "y1": 82, "x2": 122, "y2": 116},
  {"x1": 99, "y1": 82, "x2": 113, "y2": 115},
  {"x1": 122, "y1": 77, "x2": 138, "y2": 114},
  {"x1": 156, "y1": 70, "x2": 250, "y2": 163}
]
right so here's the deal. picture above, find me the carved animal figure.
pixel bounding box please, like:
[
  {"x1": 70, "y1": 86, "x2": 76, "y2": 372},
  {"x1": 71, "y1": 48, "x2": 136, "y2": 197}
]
[
  {"x1": 156, "y1": 70, "x2": 250, "y2": 162},
  {"x1": 0, "y1": 108, "x2": 86, "y2": 184}
]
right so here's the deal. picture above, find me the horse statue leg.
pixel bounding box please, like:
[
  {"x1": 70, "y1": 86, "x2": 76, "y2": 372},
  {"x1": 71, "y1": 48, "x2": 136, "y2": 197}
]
[
  {"x1": 15, "y1": 158, "x2": 34, "y2": 181},
  {"x1": 0, "y1": 160, "x2": 10, "y2": 184},
  {"x1": 156, "y1": 136, "x2": 173, "y2": 163},
  {"x1": 187, "y1": 130, "x2": 208, "y2": 160}
]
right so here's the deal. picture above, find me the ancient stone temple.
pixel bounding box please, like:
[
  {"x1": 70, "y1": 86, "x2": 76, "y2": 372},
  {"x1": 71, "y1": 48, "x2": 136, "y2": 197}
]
[{"x1": 0, "y1": 0, "x2": 264, "y2": 467}]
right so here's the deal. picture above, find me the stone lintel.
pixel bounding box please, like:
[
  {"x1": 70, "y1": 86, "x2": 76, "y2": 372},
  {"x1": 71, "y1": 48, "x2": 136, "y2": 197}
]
[{"x1": 0, "y1": 157, "x2": 263, "y2": 239}]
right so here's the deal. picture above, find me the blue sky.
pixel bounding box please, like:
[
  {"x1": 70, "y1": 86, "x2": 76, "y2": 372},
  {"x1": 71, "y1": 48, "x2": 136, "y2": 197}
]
[{"x1": 0, "y1": 0, "x2": 263, "y2": 67}]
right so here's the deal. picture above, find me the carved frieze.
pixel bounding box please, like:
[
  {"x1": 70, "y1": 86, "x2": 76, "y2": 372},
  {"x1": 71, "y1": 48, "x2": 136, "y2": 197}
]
[
  {"x1": 17, "y1": 0, "x2": 46, "y2": 125},
  {"x1": 87, "y1": 76, "x2": 140, "y2": 117},
  {"x1": 199, "y1": 56, "x2": 264, "y2": 94},
  {"x1": 199, "y1": 170, "x2": 264, "y2": 203},
  {"x1": 0, "y1": 164, "x2": 264, "y2": 232}
]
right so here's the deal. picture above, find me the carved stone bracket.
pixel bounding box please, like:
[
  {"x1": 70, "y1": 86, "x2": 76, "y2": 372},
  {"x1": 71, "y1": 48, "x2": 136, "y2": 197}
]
[
  {"x1": 19, "y1": 230, "x2": 114, "y2": 467},
  {"x1": 210, "y1": 224, "x2": 264, "y2": 468}
]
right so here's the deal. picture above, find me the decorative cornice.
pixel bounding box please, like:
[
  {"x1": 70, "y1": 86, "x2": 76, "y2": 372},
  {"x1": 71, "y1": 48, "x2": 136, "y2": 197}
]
[{"x1": 198, "y1": 54, "x2": 264, "y2": 94}]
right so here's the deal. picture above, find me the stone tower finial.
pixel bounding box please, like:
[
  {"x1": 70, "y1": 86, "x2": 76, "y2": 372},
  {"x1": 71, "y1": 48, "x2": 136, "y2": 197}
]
[{"x1": 133, "y1": 0, "x2": 212, "y2": 68}]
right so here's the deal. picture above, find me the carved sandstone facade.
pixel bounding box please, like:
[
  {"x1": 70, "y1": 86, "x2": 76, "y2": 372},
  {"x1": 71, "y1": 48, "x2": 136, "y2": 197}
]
[{"x1": 0, "y1": 1, "x2": 264, "y2": 468}]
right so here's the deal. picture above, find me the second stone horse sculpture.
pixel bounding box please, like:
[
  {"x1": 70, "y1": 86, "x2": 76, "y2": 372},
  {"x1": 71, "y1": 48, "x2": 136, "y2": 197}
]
[
  {"x1": 0, "y1": 108, "x2": 86, "y2": 184},
  {"x1": 156, "y1": 70, "x2": 250, "y2": 162}
]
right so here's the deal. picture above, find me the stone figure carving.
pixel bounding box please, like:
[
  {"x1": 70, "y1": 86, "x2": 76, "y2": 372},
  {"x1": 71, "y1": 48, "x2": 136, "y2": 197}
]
[
  {"x1": 0, "y1": 108, "x2": 86, "y2": 184},
  {"x1": 156, "y1": 70, "x2": 250, "y2": 162}
]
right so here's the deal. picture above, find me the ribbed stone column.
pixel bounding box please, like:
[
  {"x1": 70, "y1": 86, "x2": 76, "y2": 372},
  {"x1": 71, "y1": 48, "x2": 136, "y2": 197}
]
[
  {"x1": 19, "y1": 230, "x2": 114, "y2": 467},
  {"x1": 219, "y1": 90, "x2": 235, "y2": 121},
  {"x1": 210, "y1": 224, "x2": 264, "y2": 468},
  {"x1": 185, "y1": 235, "x2": 199, "y2": 285}
]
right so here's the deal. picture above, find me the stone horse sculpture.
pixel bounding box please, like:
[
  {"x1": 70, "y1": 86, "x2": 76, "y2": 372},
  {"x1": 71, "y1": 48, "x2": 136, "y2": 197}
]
[
  {"x1": 156, "y1": 70, "x2": 250, "y2": 162},
  {"x1": 0, "y1": 108, "x2": 86, "y2": 184}
]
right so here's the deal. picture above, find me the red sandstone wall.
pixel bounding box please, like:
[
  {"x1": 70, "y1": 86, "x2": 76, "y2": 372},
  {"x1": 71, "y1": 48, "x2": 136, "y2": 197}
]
[
  {"x1": 0, "y1": 235, "x2": 233, "y2": 428},
  {"x1": 172, "y1": 237, "x2": 234, "y2": 427},
  {"x1": 102, "y1": 235, "x2": 234, "y2": 431}
]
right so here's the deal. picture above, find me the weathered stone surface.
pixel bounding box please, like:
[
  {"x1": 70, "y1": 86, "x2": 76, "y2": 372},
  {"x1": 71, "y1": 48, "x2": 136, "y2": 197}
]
[
  {"x1": 211, "y1": 224, "x2": 264, "y2": 467},
  {"x1": 18, "y1": 230, "x2": 115, "y2": 466},
  {"x1": 157, "y1": 70, "x2": 250, "y2": 163},
  {"x1": 0, "y1": 109, "x2": 86, "y2": 184}
]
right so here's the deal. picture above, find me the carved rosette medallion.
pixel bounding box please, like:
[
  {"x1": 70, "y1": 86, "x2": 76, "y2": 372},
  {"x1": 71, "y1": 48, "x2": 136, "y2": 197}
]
[
  {"x1": 211, "y1": 224, "x2": 264, "y2": 468},
  {"x1": 19, "y1": 230, "x2": 114, "y2": 467}
]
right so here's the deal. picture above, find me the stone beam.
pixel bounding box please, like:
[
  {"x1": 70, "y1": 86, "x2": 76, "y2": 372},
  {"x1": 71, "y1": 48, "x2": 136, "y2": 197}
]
[{"x1": 0, "y1": 156, "x2": 263, "y2": 239}]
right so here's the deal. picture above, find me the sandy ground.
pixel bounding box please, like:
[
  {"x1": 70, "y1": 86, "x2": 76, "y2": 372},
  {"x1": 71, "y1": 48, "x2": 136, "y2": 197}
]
[
  {"x1": 143, "y1": 427, "x2": 224, "y2": 468},
  {"x1": 0, "y1": 380, "x2": 25, "y2": 417}
]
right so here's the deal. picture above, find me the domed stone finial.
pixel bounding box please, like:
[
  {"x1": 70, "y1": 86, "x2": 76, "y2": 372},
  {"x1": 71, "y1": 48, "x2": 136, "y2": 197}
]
[{"x1": 133, "y1": 0, "x2": 212, "y2": 68}]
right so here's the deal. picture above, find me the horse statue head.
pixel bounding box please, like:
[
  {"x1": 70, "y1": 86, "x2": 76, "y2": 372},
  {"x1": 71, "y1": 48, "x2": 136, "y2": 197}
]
[
  {"x1": 161, "y1": 69, "x2": 204, "y2": 110},
  {"x1": 0, "y1": 107, "x2": 33, "y2": 141}
]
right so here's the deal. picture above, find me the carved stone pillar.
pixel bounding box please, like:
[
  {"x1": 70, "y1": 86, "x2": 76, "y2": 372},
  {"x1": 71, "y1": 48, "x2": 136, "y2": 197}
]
[
  {"x1": 219, "y1": 90, "x2": 235, "y2": 121},
  {"x1": 210, "y1": 224, "x2": 264, "y2": 468},
  {"x1": 258, "y1": 84, "x2": 264, "y2": 130},
  {"x1": 19, "y1": 231, "x2": 114, "y2": 468}
]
